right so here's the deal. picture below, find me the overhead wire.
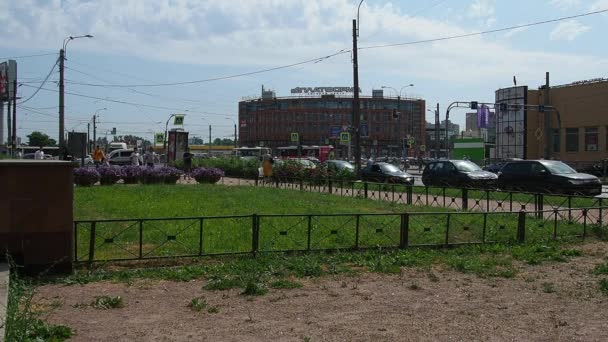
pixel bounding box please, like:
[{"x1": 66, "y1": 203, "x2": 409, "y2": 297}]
[
  {"x1": 0, "y1": 52, "x2": 57, "y2": 60},
  {"x1": 17, "y1": 56, "x2": 59, "y2": 104}
]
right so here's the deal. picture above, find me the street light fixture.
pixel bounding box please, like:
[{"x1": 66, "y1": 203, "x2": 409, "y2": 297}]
[{"x1": 59, "y1": 34, "x2": 93, "y2": 159}]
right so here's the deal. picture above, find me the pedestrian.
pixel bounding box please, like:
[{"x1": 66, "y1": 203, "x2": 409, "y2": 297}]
[
  {"x1": 93, "y1": 145, "x2": 105, "y2": 168},
  {"x1": 130, "y1": 148, "x2": 141, "y2": 166},
  {"x1": 183, "y1": 148, "x2": 193, "y2": 179},
  {"x1": 34, "y1": 146, "x2": 45, "y2": 160},
  {"x1": 144, "y1": 147, "x2": 155, "y2": 168},
  {"x1": 418, "y1": 155, "x2": 424, "y2": 172},
  {"x1": 262, "y1": 154, "x2": 274, "y2": 179}
]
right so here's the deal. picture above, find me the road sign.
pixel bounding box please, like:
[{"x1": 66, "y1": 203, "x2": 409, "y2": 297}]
[
  {"x1": 408, "y1": 136, "x2": 415, "y2": 146},
  {"x1": 174, "y1": 115, "x2": 185, "y2": 125},
  {"x1": 290, "y1": 132, "x2": 299, "y2": 143},
  {"x1": 419, "y1": 145, "x2": 426, "y2": 152},
  {"x1": 155, "y1": 133, "x2": 164, "y2": 146},
  {"x1": 339, "y1": 132, "x2": 350, "y2": 143}
]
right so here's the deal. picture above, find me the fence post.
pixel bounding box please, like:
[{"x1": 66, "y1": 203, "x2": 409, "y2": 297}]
[
  {"x1": 199, "y1": 218, "x2": 204, "y2": 256},
  {"x1": 536, "y1": 194, "x2": 544, "y2": 219},
  {"x1": 364, "y1": 182, "x2": 368, "y2": 199},
  {"x1": 255, "y1": 176, "x2": 258, "y2": 187},
  {"x1": 307, "y1": 215, "x2": 312, "y2": 251},
  {"x1": 553, "y1": 209, "x2": 558, "y2": 240},
  {"x1": 252, "y1": 214, "x2": 259, "y2": 256},
  {"x1": 568, "y1": 196, "x2": 572, "y2": 222},
  {"x1": 444, "y1": 214, "x2": 451, "y2": 247},
  {"x1": 74, "y1": 222, "x2": 79, "y2": 262},
  {"x1": 355, "y1": 214, "x2": 360, "y2": 249},
  {"x1": 399, "y1": 213, "x2": 409, "y2": 249},
  {"x1": 517, "y1": 211, "x2": 526, "y2": 243},
  {"x1": 583, "y1": 209, "x2": 588, "y2": 240},
  {"x1": 299, "y1": 178, "x2": 303, "y2": 191},
  {"x1": 407, "y1": 185, "x2": 412, "y2": 205},
  {"x1": 139, "y1": 220, "x2": 144, "y2": 259},
  {"x1": 328, "y1": 179, "x2": 333, "y2": 194},
  {"x1": 462, "y1": 188, "x2": 469, "y2": 211},
  {"x1": 88, "y1": 221, "x2": 96, "y2": 266},
  {"x1": 482, "y1": 213, "x2": 487, "y2": 243},
  {"x1": 599, "y1": 198, "x2": 603, "y2": 228}
]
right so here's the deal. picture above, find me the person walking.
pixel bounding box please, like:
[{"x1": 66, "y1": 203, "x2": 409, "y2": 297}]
[
  {"x1": 144, "y1": 147, "x2": 155, "y2": 168},
  {"x1": 130, "y1": 148, "x2": 141, "y2": 166},
  {"x1": 262, "y1": 153, "x2": 274, "y2": 179},
  {"x1": 93, "y1": 146, "x2": 105, "y2": 167},
  {"x1": 34, "y1": 146, "x2": 45, "y2": 160}
]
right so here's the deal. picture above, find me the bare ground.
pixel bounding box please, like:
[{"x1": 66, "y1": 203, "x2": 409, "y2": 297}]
[{"x1": 34, "y1": 242, "x2": 608, "y2": 342}]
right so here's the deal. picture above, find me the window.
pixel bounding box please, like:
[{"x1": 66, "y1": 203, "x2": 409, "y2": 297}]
[
  {"x1": 585, "y1": 127, "x2": 598, "y2": 152},
  {"x1": 552, "y1": 129, "x2": 560, "y2": 153},
  {"x1": 565, "y1": 128, "x2": 579, "y2": 152}
]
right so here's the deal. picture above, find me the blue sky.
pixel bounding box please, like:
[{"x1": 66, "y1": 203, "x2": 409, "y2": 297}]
[{"x1": 1, "y1": 0, "x2": 607, "y2": 143}]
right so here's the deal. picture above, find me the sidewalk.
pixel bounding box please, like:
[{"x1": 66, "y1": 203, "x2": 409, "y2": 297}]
[{"x1": 0, "y1": 263, "x2": 9, "y2": 341}]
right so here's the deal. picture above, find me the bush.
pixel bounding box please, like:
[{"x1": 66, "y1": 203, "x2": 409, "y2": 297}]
[
  {"x1": 273, "y1": 160, "x2": 307, "y2": 180},
  {"x1": 192, "y1": 167, "x2": 224, "y2": 184},
  {"x1": 73, "y1": 167, "x2": 100, "y2": 186},
  {"x1": 121, "y1": 165, "x2": 144, "y2": 184},
  {"x1": 141, "y1": 167, "x2": 164, "y2": 184},
  {"x1": 176, "y1": 156, "x2": 258, "y2": 178},
  {"x1": 158, "y1": 166, "x2": 184, "y2": 184},
  {"x1": 97, "y1": 166, "x2": 122, "y2": 185}
]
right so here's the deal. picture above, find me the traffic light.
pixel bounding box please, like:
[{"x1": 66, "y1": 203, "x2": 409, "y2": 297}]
[
  {"x1": 111, "y1": 127, "x2": 116, "y2": 135},
  {"x1": 392, "y1": 109, "x2": 399, "y2": 119},
  {"x1": 470, "y1": 101, "x2": 478, "y2": 110}
]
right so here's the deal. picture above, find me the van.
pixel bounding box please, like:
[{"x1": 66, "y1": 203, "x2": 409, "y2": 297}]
[
  {"x1": 107, "y1": 149, "x2": 142, "y2": 166},
  {"x1": 108, "y1": 142, "x2": 128, "y2": 153}
]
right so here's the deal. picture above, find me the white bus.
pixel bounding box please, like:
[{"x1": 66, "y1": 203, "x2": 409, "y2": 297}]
[{"x1": 234, "y1": 146, "x2": 271, "y2": 160}]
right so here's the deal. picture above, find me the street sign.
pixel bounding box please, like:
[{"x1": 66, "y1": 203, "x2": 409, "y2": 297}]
[
  {"x1": 408, "y1": 136, "x2": 415, "y2": 146},
  {"x1": 339, "y1": 132, "x2": 350, "y2": 143},
  {"x1": 174, "y1": 115, "x2": 185, "y2": 125},
  {"x1": 291, "y1": 132, "x2": 299, "y2": 143},
  {"x1": 155, "y1": 132, "x2": 164, "y2": 146},
  {"x1": 419, "y1": 145, "x2": 426, "y2": 152}
]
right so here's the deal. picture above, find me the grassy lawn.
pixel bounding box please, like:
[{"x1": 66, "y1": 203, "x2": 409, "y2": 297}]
[{"x1": 73, "y1": 184, "x2": 591, "y2": 262}]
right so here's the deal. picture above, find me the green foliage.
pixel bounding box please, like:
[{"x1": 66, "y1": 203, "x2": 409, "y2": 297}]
[
  {"x1": 599, "y1": 278, "x2": 608, "y2": 296},
  {"x1": 242, "y1": 280, "x2": 268, "y2": 296},
  {"x1": 26, "y1": 131, "x2": 56, "y2": 147},
  {"x1": 287, "y1": 256, "x2": 324, "y2": 277},
  {"x1": 174, "y1": 156, "x2": 258, "y2": 178},
  {"x1": 92, "y1": 295, "x2": 124, "y2": 309},
  {"x1": 204, "y1": 276, "x2": 242, "y2": 291},
  {"x1": 5, "y1": 273, "x2": 73, "y2": 341},
  {"x1": 593, "y1": 260, "x2": 608, "y2": 275},
  {"x1": 188, "y1": 297, "x2": 208, "y2": 312},
  {"x1": 270, "y1": 279, "x2": 303, "y2": 289}
]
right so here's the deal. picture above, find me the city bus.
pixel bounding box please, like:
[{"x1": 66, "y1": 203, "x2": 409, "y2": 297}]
[
  {"x1": 275, "y1": 145, "x2": 334, "y2": 162},
  {"x1": 234, "y1": 146, "x2": 272, "y2": 160}
]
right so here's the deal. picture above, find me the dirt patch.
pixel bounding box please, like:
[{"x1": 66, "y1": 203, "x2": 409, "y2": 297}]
[{"x1": 35, "y1": 243, "x2": 608, "y2": 341}]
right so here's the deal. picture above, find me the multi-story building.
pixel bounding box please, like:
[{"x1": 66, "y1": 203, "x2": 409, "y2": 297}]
[
  {"x1": 495, "y1": 77, "x2": 608, "y2": 164},
  {"x1": 238, "y1": 89, "x2": 426, "y2": 158}
]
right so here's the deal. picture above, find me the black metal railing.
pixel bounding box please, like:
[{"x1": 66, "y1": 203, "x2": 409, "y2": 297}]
[{"x1": 75, "y1": 207, "x2": 607, "y2": 263}]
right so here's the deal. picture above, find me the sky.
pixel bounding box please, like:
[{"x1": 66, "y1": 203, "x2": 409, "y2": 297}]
[{"x1": 1, "y1": 0, "x2": 607, "y2": 144}]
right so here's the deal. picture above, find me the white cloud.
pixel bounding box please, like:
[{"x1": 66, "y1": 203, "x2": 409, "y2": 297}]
[
  {"x1": 549, "y1": 20, "x2": 591, "y2": 41},
  {"x1": 591, "y1": 0, "x2": 608, "y2": 11},
  {"x1": 549, "y1": 0, "x2": 582, "y2": 10},
  {"x1": 468, "y1": 0, "x2": 496, "y2": 27}
]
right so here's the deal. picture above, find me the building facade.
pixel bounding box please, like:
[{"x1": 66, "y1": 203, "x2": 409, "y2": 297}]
[
  {"x1": 238, "y1": 90, "x2": 426, "y2": 158},
  {"x1": 495, "y1": 78, "x2": 608, "y2": 164}
]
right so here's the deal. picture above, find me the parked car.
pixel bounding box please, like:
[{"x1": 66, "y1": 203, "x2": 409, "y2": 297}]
[
  {"x1": 322, "y1": 160, "x2": 355, "y2": 172},
  {"x1": 286, "y1": 158, "x2": 316, "y2": 169},
  {"x1": 75, "y1": 155, "x2": 94, "y2": 166},
  {"x1": 483, "y1": 158, "x2": 523, "y2": 174},
  {"x1": 497, "y1": 160, "x2": 602, "y2": 196},
  {"x1": 422, "y1": 160, "x2": 497, "y2": 188},
  {"x1": 361, "y1": 162, "x2": 414, "y2": 185},
  {"x1": 107, "y1": 149, "x2": 142, "y2": 166}
]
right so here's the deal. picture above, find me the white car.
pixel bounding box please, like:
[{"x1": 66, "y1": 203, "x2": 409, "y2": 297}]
[{"x1": 107, "y1": 149, "x2": 143, "y2": 166}]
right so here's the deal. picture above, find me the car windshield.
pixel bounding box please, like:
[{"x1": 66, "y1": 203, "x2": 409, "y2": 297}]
[
  {"x1": 333, "y1": 161, "x2": 354, "y2": 169},
  {"x1": 380, "y1": 164, "x2": 401, "y2": 173},
  {"x1": 453, "y1": 160, "x2": 482, "y2": 172},
  {"x1": 541, "y1": 161, "x2": 576, "y2": 174}
]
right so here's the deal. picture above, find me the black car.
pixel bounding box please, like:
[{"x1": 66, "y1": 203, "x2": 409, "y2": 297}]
[
  {"x1": 482, "y1": 158, "x2": 522, "y2": 174},
  {"x1": 497, "y1": 160, "x2": 602, "y2": 196},
  {"x1": 361, "y1": 162, "x2": 414, "y2": 185},
  {"x1": 422, "y1": 160, "x2": 497, "y2": 188}
]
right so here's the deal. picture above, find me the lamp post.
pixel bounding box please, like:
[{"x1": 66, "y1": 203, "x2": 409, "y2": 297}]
[
  {"x1": 59, "y1": 34, "x2": 93, "y2": 159},
  {"x1": 200, "y1": 118, "x2": 211, "y2": 155},
  {"x1": 352, "y1": 0, "x2": 364, "y2": 174},
  {"x1": 225, "y1": 117, "x2": 237, "y2": 148},
  {"x1": 381, "y1": 84, "x2": 414, "y2": 158}
]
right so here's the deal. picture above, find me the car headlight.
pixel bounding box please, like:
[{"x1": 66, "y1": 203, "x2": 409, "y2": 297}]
[
  {"x1": 405, "y1": 177, "x2": 413, "y2": 183},
  {"x1": 568, "y1": 180, "x2": 585, "y2": 185}
]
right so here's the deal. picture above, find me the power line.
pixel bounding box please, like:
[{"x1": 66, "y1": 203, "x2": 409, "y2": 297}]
[
  {"x1": 0, "y1": 52, "x2": 57, "y2": 60},
  {"x1": 17, "y1": 56, "x2": 59, "y2": 104},
  {"x1": 19, "y1": 83, "x2": 233, "y2": 116},
  {"x1": 359, "y1": 8, "x2": 608, "y2": 50}
]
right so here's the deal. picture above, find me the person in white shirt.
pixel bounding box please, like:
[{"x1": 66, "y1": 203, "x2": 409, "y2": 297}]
[
  {"x1": 144, "y1": 147, "x2": 155, "y2": 167},
  {"x1": 130, "y1": 148, "x2": 141, "y2": 166},
  {"x1": 34, "y1": 147, "x2": 45, "y2": 160}
]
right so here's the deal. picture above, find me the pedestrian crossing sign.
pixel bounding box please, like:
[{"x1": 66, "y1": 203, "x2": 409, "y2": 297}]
[
  {"x1": 174, "y1": 115, "x2": 185, "y2": 125},
  {"x1": 291, "y1": 132, "x2": 299, "y2": 142},
  {"x1": 340, "y1": 132, "x2": 350, "y2": 143}
]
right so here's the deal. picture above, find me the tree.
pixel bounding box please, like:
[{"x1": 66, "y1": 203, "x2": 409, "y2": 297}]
[
  {"x1": 213, "y1": 138, "x2": 234, "y2": 146},
  {"x1": 113, "y1": 135, "x2": 151, "y2": 147},
  {"x1": 27, "y1": 131, "x2": 56, "y2": 147}
]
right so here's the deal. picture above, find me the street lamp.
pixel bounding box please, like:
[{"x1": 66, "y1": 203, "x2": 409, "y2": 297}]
[
  {"x1": 91, "y1": 107, "x2": 106, "y2": 152},
  {"x1": 201, "y1": 118, "x2": 212, "y2": 155},
  {"x1": 225, "y1": 117, "x2": 237, "y2": 148},
  {"x1": 381, "y1": 84, "x2": 414, "y2": 158},
  {"x1": 59, "y1": 34, "x2": 93, "y2": 159}
]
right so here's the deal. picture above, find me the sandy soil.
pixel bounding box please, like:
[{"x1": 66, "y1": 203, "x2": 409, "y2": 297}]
[{"x1": 34, "y1": 242, "x2": 608, "y2": 342}]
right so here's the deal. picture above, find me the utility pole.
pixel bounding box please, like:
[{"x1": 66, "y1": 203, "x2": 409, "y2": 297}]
[
  {"x1": 93, "y1": 114, "x2": 97, "y2": 150},
  {"x1": 87, "y1": 122, "x2": 90, "y2": 153},
  {"x1": 12, "y1": 79, "x2": 16, "y2": 152},
  {"x1": 544, "y1": 71, "x2": 551, "y2": 159},
  {"x1": 59, "y1": 48, "x2": 65, "y2": 158},
  {"x1": 434, "y1": 103, "x2": 440, "y2": 159},
  {"x1": 352, "y1": 18, "x2": 361, "y2": 174},
  {"x1": 0, "y1": 102, "x2": 4, "y2": 146},
  {"x1": 234, "y1": 123, "x2": 238, "y2": 148},
  {"x1": 208, "y1": 124, "x2": 212, "y2": 155},
  {"x1": 7, "y1": 93, "x2": 11, "y2": 153}
]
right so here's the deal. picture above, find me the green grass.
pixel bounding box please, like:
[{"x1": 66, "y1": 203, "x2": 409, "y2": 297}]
[
  {"x1": 188, "y1": 297, "x2": 208, "y2": 312},
  {"x1": 92, "y1": 295, "x2": 124, "y2": 309},
  {"x1": 593, "y1": 260, "x2": 608, "y2": 275},
  {"x1": 599, "y1": 278, "x2": 608, "y2": 296},
  {"x1": 73, "y1": 185, "x2": 589, "y2": 262}
]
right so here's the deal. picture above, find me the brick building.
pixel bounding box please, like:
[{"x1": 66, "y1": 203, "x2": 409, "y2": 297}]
[{"x1": 238, "y1": 89, "x2": 426, "y2": 158}]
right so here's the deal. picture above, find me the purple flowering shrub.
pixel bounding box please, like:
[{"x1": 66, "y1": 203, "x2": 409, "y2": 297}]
[
  {"x1": 192, "y1": 167, "x2": 224, "y2": 184},
  {"x1": 98, "y1": 165, "x2": 123, "y2": 185},
  {"x1": 142, "y1": 166, "x2": 183, "y2": 184},
  {"x1": 73, "y1": 167, "x2": 100, "y2": 186},
  {"x1": 121, "y1": 165, "x2": 144, "y2": 184}
]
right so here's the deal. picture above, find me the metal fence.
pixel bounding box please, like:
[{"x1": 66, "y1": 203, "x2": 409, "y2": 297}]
[{"x1": 75, "y1": 207, "x2": 607, "y2": 263}]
